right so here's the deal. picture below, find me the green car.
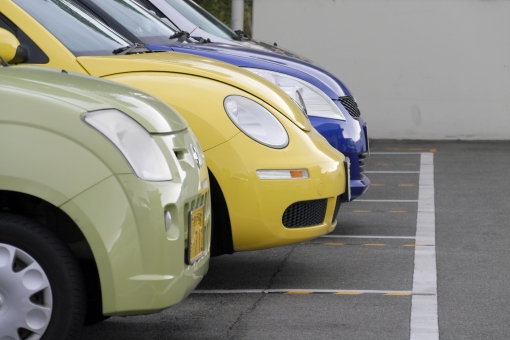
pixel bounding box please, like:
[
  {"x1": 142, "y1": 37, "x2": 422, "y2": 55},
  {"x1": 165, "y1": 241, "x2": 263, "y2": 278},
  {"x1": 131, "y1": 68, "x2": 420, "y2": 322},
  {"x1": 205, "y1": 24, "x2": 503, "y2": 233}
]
[{"x1": 0, "y1": 65, "x2": 211, "y2": 339}]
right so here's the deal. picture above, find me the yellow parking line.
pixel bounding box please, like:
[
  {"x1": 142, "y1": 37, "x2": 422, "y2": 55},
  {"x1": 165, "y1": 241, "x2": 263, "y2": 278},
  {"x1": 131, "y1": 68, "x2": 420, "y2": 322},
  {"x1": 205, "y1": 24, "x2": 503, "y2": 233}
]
[
  {"x1": 354, "y1": 210, "x2": 371, "y2": 213},
  {"x1": 335, "y1": 292, "x2": 364, "y2": 295},
  {"x1": 284, "y1": 292, "x2": 313, "y2": 295},
  {"x1": 362, "y1": 244, "x2": 386, "y2": 247},
  {"x1": 322, "y1": 243, "x2": 346, "y2": 247},
  {"x1": 398, "y1": 184, "x2": 415, "y2": 187},
  {"x1": 384, "y1": 292, "x2": 412, "y2": 296},
  {"x1": 388, "y1": 210, "x2": 406, "y2": 213}
]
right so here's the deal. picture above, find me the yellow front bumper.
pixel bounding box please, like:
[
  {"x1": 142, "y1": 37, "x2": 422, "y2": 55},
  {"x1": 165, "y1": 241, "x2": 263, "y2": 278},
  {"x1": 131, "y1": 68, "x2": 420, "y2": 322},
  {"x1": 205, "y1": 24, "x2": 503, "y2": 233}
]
[{"x1": 206, "y1": 127, "x2": 346, "y2": 252}]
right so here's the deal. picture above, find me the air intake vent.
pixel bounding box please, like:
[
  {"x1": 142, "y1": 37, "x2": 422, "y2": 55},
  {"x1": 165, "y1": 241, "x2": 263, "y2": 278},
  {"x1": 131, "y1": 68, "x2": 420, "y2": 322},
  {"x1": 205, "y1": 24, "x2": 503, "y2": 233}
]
[
  {"x1": 339, "y1": 96, "x2": 361, "y2": 118},
  {"x1": 359, "y1": 152, "x2": 368, "y2": 174},
  {"x1": 332, "y1": 196, "x2": 342, "y2": 224},
  {"x1": 282, "y1": 199, "x2": 327, "y2": 228}
]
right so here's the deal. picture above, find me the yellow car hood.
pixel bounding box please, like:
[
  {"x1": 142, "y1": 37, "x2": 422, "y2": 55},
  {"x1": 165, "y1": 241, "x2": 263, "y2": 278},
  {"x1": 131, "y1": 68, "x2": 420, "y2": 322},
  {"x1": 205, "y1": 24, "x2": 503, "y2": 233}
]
[{"x1": 77, "y1": 53, "x2": 311, "y2": 132}]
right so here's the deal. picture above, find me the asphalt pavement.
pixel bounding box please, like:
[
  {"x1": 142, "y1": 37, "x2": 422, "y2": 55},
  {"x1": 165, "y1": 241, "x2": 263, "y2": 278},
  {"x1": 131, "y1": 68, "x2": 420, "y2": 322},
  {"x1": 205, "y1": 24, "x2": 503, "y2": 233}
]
[{"x1": 77, "y1": 140, "x2": 510, "y2": 340}]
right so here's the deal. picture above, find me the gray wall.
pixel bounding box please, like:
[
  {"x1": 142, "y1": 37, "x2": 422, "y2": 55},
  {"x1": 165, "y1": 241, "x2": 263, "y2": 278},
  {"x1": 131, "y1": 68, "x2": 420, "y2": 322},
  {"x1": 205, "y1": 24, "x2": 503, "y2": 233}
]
[{"x1": 252, "y1": 0, "x2": 510, "y2": 140}]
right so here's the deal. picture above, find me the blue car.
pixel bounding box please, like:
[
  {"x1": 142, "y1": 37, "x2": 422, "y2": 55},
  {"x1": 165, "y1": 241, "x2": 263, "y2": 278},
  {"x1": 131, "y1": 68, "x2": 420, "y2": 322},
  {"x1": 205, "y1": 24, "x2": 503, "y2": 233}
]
[{"x1": 74, "y1": 0, "x2": 370, "y2": 200}]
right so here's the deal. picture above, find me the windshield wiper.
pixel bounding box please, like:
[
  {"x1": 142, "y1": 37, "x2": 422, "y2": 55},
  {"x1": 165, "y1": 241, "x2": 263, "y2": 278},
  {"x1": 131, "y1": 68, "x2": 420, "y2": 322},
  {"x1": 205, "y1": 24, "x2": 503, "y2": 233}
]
[
  {"x1": 169, "y1": 31, "x2": 190, "y2": 42},
  {"x1": 235, "y1": 30, "x2": 251, "y2": 41},
  {"x1": 169, "y1": 31, "x2": 211, "y2": 44},
  {"x1": 113, "y1": 43, "x2": 151, "y2": 55}
]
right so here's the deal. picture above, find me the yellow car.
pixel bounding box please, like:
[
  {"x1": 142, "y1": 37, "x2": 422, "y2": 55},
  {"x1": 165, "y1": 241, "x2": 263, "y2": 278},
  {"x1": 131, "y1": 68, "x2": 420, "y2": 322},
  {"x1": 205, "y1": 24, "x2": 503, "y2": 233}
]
[{"x1": 0, "y1": 0, "x2": 348, "y2": 255}]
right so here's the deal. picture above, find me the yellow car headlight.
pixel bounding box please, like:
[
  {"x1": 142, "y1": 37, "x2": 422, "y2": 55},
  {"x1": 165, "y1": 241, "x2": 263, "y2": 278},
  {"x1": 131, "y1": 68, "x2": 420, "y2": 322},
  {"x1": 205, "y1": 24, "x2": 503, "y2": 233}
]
[{"x1": 224, "y1": 95, "x2": 289, "y2": 149}]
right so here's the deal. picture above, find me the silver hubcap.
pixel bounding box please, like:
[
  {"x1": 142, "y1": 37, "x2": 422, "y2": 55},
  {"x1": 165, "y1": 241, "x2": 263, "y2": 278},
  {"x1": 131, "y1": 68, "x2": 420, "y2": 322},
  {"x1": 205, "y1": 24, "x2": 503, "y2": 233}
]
[{"x1": 0, "y1": 243, "x2": 53, "y2": 340}]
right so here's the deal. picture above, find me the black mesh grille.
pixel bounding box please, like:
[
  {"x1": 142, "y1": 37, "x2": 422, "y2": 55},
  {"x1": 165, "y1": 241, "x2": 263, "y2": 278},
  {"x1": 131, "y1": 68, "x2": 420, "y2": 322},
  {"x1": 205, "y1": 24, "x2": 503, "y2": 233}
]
[
  {"x1": 282, "y1": 199, "x2": 327, "y2": 228},
  {"x1": 339, "y1": 96, "x2": 361, "y2": 118},
  {"x1": 332, "y1": 196, "x2": 342, "y2": 223}
]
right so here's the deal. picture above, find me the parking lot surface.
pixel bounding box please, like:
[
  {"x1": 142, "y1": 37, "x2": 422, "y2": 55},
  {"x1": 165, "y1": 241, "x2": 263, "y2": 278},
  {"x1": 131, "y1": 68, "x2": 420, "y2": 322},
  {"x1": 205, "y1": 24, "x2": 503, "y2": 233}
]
[{"x1": 77, "y1": 140, "x2": 510, "y2": 340}]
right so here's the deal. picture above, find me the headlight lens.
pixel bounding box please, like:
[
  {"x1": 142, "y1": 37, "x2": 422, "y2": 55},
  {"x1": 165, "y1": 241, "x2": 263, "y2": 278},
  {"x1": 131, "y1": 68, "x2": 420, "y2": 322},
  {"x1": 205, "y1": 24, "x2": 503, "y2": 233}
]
[
  {"x1": 244, "y1": 68, "x2": 347, "y2": 121},
  {"x1": 84, "y1": 109, "x2": 172, "y2": 181},
  {"x1": 224, "y1": 96, "x2": 288, "y2": 149}
]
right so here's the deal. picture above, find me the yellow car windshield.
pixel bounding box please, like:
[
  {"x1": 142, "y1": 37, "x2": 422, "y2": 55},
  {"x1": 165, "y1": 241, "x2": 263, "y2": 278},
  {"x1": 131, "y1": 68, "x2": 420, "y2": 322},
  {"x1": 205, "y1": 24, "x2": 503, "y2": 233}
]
[{"x1": 14, "y1": 0, "x2": 131, "y2": 56}]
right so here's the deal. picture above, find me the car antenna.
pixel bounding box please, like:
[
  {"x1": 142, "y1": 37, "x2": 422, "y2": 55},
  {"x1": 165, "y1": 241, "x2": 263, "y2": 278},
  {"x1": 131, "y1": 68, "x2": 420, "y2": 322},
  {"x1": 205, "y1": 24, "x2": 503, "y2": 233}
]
[
  {"x1": 0, "y1": 57, "x2": 9, "y2": 67},
  {"x1": 61, "y1": 70, "x2": 68, "y2": 74}
]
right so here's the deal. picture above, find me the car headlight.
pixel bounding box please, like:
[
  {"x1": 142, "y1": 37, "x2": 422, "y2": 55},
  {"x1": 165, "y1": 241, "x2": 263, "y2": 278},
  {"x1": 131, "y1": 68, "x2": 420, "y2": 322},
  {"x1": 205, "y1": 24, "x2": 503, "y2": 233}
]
[
  {"x1": 84, "y1": 109, "x2": 173, "y2": 181},
  {"x1": 224, "y1": 96, "x2": 288, "y2": 149},
  {"x1": 244, "y1": 68, "x2": 347, "y2": 121}
]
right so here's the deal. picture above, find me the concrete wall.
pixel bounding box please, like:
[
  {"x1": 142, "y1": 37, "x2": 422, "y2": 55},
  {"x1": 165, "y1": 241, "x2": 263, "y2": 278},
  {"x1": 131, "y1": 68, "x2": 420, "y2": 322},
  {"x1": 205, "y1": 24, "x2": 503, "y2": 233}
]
[{"x1": 252, "y1": 0, "x2": 510, "y2": 139}]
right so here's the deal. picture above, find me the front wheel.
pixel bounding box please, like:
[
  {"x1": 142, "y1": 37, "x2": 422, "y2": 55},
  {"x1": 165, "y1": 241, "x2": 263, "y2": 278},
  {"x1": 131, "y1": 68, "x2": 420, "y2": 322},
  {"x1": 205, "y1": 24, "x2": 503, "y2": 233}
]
[{"x1": 0, "y1": 214, "x2": 86, "y2": 339}]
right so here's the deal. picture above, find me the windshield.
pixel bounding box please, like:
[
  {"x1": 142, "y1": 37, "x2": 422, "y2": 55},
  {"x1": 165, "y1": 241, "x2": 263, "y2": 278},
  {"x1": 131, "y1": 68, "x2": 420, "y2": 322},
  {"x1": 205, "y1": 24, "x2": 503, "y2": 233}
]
[
  {"x1": 87, "y1": 0, "x2": 179, "y2": 45},
  {"x1": 13, "y1": 0, "x2": 131, "y2": 57},
  {"x1": 162, "y1": 0, "x2": 239, "y2": 41}
]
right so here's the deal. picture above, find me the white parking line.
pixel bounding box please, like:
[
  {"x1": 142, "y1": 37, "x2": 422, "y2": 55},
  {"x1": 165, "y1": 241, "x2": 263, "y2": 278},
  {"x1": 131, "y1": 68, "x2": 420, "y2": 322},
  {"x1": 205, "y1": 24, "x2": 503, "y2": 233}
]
[
  {"x1": 320, "y1": 235, "x2": 416, "y2": 240},
  {"x1": 354, "y1": 200, "x2": 419, "y2": 203},
  {"x1": 192, "y1": 289, "x2": 416, "y2": 295},
  {"x1": 410, "y1": 152, "x2": 438, "y2": 340},
  {"x1": 371, "y1": 152, "x2": 425, "y2": 155},
  {"x1": 364, "y1": 171, "x2": 420, "y2": 174}
]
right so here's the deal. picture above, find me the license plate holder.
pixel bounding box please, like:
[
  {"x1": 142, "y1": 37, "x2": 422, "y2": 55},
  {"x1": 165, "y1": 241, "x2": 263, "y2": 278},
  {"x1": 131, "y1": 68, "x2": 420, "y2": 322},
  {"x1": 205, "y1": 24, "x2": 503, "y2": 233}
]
[{"x1": 187, "y1": 205, "x2": 205, "y2": 264}]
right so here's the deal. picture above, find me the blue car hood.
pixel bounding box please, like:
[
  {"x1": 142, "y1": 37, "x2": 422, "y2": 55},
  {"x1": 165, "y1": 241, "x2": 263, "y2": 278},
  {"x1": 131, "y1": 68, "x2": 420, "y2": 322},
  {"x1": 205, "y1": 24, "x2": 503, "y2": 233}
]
[{"x1": 148, "y1": 43, "x2": 351, "y2": 99}]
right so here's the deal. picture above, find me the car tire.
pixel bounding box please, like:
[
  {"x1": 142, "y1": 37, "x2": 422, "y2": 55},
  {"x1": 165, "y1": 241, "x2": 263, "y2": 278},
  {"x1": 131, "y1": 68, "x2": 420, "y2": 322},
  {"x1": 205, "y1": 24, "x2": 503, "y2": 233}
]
[{"x1": 0, "y1": 213, "x2": 86, "y2": 339}]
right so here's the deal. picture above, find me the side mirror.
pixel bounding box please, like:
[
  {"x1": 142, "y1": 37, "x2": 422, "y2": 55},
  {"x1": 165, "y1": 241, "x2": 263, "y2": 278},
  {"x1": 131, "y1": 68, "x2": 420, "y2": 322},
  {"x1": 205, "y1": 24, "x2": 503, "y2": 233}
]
[{"x1": 0, "y1": 28, "x2": 27, "y2": 64}]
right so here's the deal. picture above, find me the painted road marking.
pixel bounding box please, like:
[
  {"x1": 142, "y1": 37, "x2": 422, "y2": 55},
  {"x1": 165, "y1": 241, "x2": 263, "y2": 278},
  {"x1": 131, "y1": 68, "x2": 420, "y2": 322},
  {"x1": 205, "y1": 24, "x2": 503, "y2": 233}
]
[
  {"x1": 355, "y1": 200, "x2": 418, "y2": 203},
  {"x1": 385, "y1": 292, "x2": 413, "y2": 296},
  {"x1": 371, "y1": 152, "x2": 426, "y2": 155},
  {"x1": 410, "y1": 152, "x2": 438, "y2": 340},
  {"x1": 321, "y1": 235, "x2": 416, "y2": 239},
  {"x1": 384, "y1": 148, "x2": 436, "y2": 152},
  {"x1": 388, "y1": 210, "x2": 407, "y2": 213},
  {"x1": 192, "y1": 289, "x2": 422, "y2": 295},
  {"x1": 353, "y1": 210, "x2": 371, "y2": 213},
  {"x1": 370, "y1": 183, "x2": 385, "y2": 187},
  {"x1": 365, "y1": 171, "x2": 420, "y2": 174},
  {"x1": 398, "y1": 184, "x2": 415, "y2": 187},
  {"x1": 322, "y1": 242, "x2": 345, "y2": 247}
]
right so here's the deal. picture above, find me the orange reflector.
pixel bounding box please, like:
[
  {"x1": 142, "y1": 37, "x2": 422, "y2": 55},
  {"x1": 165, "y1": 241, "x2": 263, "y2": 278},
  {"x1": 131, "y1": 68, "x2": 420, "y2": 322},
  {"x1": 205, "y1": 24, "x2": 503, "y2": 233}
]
[{"x1": 290, "y1": 170, "x2": 304, "y2": 178}]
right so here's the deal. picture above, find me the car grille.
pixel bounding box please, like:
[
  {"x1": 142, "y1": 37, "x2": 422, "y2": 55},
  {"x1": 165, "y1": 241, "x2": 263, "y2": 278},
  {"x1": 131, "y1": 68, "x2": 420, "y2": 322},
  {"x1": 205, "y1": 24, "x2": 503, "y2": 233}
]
[
  {"x1": 359, "y1": 152, "x2": 368, "y2": 174},
  {"x1": 339, "y1": 96, "x2": 361, "y2": 118},
  {"x1": 332, "y1": 195, "x2": 342, "y2": 224},
  {"x1": 282, "y1": 199, "x2": 327, "y2": 228}
]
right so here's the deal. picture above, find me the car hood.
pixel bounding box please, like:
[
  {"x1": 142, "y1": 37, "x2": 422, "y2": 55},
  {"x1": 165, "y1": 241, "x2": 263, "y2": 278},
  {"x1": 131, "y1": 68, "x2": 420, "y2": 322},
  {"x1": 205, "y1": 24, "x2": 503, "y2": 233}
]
[
  {"x1": 0, "y1": 66, "x2": 186, "y2": 133},
  {"x1": 169, "y1": 42, "x2": 351, "y2": 99},
  {"x1": 77, "y1": 52, "x2": 311, "y2": 131}
]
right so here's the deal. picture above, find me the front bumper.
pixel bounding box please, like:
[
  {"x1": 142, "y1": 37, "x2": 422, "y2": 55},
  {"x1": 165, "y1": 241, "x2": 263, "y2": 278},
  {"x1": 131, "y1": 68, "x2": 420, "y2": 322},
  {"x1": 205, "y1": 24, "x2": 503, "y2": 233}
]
[
  {"x1": 206, "y1": 127, "x2": 346, "y2": 252},
  {"x1": 60, "y1": 130, "x2": 211, "y2": 316},
  {"x1": 310, "y1": 103, "x2": 370, "y2": 200}
]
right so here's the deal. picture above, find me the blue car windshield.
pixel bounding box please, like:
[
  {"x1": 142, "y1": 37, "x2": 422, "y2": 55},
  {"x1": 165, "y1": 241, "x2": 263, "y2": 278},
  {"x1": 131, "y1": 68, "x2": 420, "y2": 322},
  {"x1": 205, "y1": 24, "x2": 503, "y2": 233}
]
[
  {"x1": 162, "y1": 0, "x2": 239, "y2": 41},
  {"x1": 86, "y1": 0, "x2": 179, "y2": 45},
  {"x1": 13, "y1": 0, "x2": 131, "y2": 56}
]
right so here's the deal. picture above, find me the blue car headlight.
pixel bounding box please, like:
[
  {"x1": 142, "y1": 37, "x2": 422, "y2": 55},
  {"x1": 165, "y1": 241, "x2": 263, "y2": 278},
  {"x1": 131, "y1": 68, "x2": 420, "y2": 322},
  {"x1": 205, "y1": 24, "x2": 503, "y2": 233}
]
[{"x1": 244, "y1": 68, "x2": 347, "y2": 121}]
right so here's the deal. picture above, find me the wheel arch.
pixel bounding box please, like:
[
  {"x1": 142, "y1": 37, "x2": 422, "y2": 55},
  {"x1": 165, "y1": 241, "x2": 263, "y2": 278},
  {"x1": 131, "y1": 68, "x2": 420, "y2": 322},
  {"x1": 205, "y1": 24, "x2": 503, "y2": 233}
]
[
  {"x1": 0, "y1": 190, "x2": 104, "y2": 319},
  {"x1": 207, "y1": 169, "x2": 234, "y2": 256}
]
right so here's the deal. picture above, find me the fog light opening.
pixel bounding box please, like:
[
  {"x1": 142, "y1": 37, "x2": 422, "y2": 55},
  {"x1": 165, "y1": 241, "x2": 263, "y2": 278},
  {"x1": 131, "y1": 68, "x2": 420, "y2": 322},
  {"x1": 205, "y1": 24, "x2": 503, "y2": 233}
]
[{"x1": 165, "y1": 211, "x2": 172, "y2": 233}]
